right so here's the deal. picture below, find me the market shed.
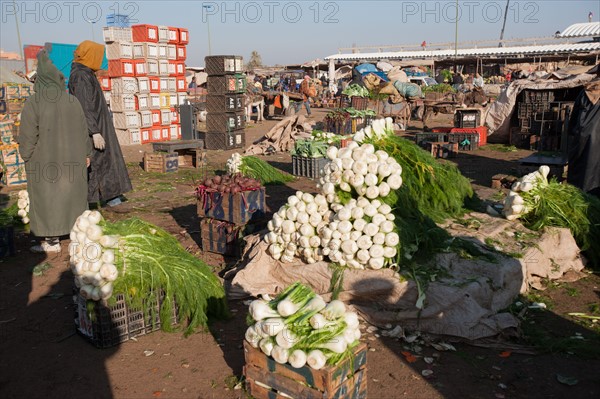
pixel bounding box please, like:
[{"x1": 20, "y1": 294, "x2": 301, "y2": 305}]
[{"x1": 484, "y1": 67, "x2": 597, "y2": 145}]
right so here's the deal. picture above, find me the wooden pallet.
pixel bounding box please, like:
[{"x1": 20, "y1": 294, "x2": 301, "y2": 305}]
[{"x1": 243, "y1": 341, "x2": 368, "y2": 399}]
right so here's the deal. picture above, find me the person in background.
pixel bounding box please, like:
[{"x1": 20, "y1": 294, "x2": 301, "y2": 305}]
[
  {"x1": 69, "y1": 40, "x2": 132, "y2": 208},
  {"x1": 300, "y1": 75, "x2": 313, "y2": 117},
  {"x1": 465, "y1": 73, "x2": 474, "y2": 85},
  {"x1": 188, "y1": 76, "x2": 197, "y2": 90},
  {"x1": 452, "y1": 72, "x2": 464, "y2": 90},
  {"x1": 473, "y1": 73, "x2": 484, "y2": 88},
  {"x1": 435, "y1": 71, "x2": 445, "y2": 84},
  {"x1": 18, "y1": 50, "x2": 92, "y2": 253}
]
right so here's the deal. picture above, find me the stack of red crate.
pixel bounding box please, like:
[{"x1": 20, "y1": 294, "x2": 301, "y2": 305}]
[{"x1": 130, "y1": 24, "x2": 188, "y2": 142}]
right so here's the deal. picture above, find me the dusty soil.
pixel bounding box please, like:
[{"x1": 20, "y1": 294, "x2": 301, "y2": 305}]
[{"x1": 1, "y1": 108, "x2": 599, "y2": 399}]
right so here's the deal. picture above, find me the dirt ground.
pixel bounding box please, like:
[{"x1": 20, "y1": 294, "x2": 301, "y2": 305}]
[{"x1": 1, "y1": 108, "x2": 599, "y2": 399}]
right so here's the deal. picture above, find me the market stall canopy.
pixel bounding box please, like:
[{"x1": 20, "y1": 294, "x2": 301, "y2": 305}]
[
  {"x1": 556, "y1": 22, "x2": 600, "y2": 38},
  {"x1": 301, "y1": 58, "x2": 326, "y2": 68},
  {"x1": 334, "y1": 65, "x2": 353, "y2": 79},
  {"x1": 485, "y1": 70, "x2": 597, "y2": 142},
  {"x1": 325, "y1": 42, "x2": 600, "y2": 61}
]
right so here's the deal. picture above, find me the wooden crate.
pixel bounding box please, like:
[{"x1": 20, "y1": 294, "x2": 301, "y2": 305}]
[
  {"x1": 243, "y1": 341, "x2": 368, "y2": 399},
  {"x1": 1, "y1": 164, "x2": 27, "y2": 186},
  {"x1": 200, "y1": 218, "x2": 241, "y2": 256},
  {"x1": 427, "y1": 142, "x2": 458, "y2": 159},
  {"x1": 143, "y1": 152, "x2": 178, "y2": 173},
  {"x1": 197, "y1": 187, "x2": 265, "y2": 225}
]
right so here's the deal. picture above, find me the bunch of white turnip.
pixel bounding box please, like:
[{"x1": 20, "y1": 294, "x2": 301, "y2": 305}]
[
  {"x1": 17, "y1": 190, "x2": 30, "y2": 224},
  {"x1": 353, "y1": 117, "x2": 395, "y2": 144},
  {"x1": 264, "y1": 118, "x2": 403, "y2": 269},
  {"x1": 265, "y1": 192, "x2": 332, "y2": 264},
  {"x1": 245, "y1": 283, "x2": 361, "y2": 370},
  {"x1": 68, "y1": 210, "x2": 120, "y2": 301},
  {"x1": 226, "y1": 152, "x2": 243, "y2": 175},
  {"x1": 320, "y1": 141, "x2": 403, "y2": 200},
  {"x1": 321, "y1": 197, "x2": 399, "y2": 269},
  {"x1": 503, "y1": 165, "x2": 550, "y2": 221}
]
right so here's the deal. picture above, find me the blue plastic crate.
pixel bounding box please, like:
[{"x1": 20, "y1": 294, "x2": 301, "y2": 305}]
[
  {"x1": 45, "y1": 43, "x2": 108, "y2": 86},
  {"x1": 106, "y1": 14, "x2": 131, "y2": 28}
]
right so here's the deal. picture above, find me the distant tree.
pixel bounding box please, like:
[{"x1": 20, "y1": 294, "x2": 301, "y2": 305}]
[{"x1": 247, "y1": 51, "x2": 262, "y2": 70}]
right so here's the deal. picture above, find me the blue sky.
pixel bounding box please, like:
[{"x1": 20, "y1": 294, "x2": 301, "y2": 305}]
[{"x1": 1, "y1": 1, "x2": 598, "y2": 66}]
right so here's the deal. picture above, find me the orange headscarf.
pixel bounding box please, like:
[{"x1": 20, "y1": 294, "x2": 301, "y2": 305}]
[{"x1": 74, "y1": 40, "x2": 105, "y2": 71}]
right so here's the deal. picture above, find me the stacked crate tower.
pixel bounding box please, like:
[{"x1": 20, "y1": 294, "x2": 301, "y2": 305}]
[
  {"x1": 1, "y1": 82, "x2": 33, "y2": 187},
  {"x1": 102, "y1": 24, "x2": 189, "y2": 145},
  {"x1": 204, "y1": 56, "x2": 246, "y2": 150}
]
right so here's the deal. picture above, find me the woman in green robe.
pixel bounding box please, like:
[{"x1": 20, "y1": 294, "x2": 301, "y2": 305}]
[{"x1": 18, "y1": 50, "x2": 92, "y2": 253}]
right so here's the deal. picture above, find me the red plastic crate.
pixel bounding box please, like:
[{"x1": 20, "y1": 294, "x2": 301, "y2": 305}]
[
  {"x1": 431, "y1": 127, "x2": 453, "y2": 133},
  {"x1": 99, "y1": 76, "x2": 111, "y2": 91},
  {"x1": 176, "y1": 77, "x2": 186, "y2": 92},
  {"x1": 450, "y1": 126, "x2": 488, "y2": 146},
  {"x1": 170, "y1": 107, "x2": 179, "y2": 124},
  {"x1": 149, "y1": 76, "x2": 160, "y2": 93},
  {"x1": 140, "y1": 128, "x2": 151, "y2": 144},
  {"x1": 161, "y1": 127, "x2": 170, "y2": 141},
  {"x1": 132, "y1": 24, "x2": 158, "y2": 42},
  {"x1": 108, "y1": 59, "x2": 135, "y2": 77},
  {"x1": 151, "y1": 109, "x2": 161, "y2": 126},
  {"x1": 134, "y1": 59, "x2": 147, "y2": 77},
  {"x1": 176, "y1": 45, "x2": 187, "y2": 61},
  {"x1": 168, "y1": 27, "x2": 179, "y2": 44},
  {"x1": 178, "y1": 28, "x2": 189, "y2": 44},
  {"x1": 169, "y1": 61, "x2": 185, "y2": 76}
]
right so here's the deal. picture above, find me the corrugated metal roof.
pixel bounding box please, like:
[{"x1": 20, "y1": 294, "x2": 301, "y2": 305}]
[
  {"x1": 557, "y1": 22, "x2": 600, "y2": 38},
  {"x1": 326, "y1": 42, "x2": 600, "y2": 61}
]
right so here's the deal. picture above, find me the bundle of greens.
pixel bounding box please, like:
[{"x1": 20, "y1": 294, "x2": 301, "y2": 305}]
[
  {"x1": 226, "y1": 153, "x2": 294, "y2": 185},
  {"x1": 291, "y1": 138, "x2": 329, "y2": 158},
  {"x1": 69, "y1": 213, "x2": 228, "y2": 336},
  {"x1": 325, "y1": 108, "x2": 351, "y2": 124},
  {"x1": 507, "y1": 169, "x2": 600, "y2": 266},
  {"x1": 422, "y1": 84, "x2": 456, "y2": 94},
  {"x1": 311, "y1": 130, "x2": 342, "y2": 144},
  {"x1": 342, "y1": 84, "x2": 370, "y2": 98},
  {"x1": 345, "y1": 108, "x2": 377, "y2": 118},
  {"x1": 245, "y1": 282, "x2": 361, "y2": 369}
]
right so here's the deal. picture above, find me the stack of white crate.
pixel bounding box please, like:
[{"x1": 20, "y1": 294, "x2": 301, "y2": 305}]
[{"x1": 102, "y1": 24, "x2": 189, "y2": 145}]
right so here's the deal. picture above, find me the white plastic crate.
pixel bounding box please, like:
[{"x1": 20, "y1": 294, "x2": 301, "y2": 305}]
[
  {"x1": 168, "y1": 62, "x2": 177, "y2": 76},
  {"x1": 134, "y1": 61, "x2": 147, "y2": 76},
  {"x1": 147, "y1": 59, "x2": 159, "y2": 75},
  {"x1": 151, "y1": 127, "x2": 162, "y2": 141},
  {"x1": 116, "y1": 128, "x2": 141, "y2": 145},
  {"x1": 177, "y1": 93, "x2": 187, "y2": 106},
  {"x1": 169, "y1": 93, "x2": 178, "y2": 107},
  {"x1": 159, "y1": 78, "x2": 169, "y2": 92},
  {"x1": 149, "y1": 93, "x2": 161, "y2": 109},
  {"x1": 106, "y1": 42, "x2": 133, "y2": 59},
  {"x1": 133, "y1": 42, "x2": 158, "y2": 59},
  {"x1": 158, "y1": 26, "x2": 169, "y2": 43},
  {"x1": 103, "y1": 91, "x2": 111, "y2": 105},
  {"x1": 160, "y1": 109, "x2": 171, "y2": 125},
  {"x1": 141, "y1": 128, "x2": 150, "y2": 143},
  {"x1": 158, "y1": 60, "x2": 169, "y2": 76},
  {"x1": 177, "y1": 125, "x2": 181, "y2": 139},
  {"x1": 167, "y1": 45, "x2": 177, "y2": 60},
  {"x1": 110, "y1": 94, "x2": 136, "y2": 112},
  {"x1": 169, "y1": 124, "x2": 178, "y2": 140},
  {"x1": 158, "y1": 44, "x2": 168, "y2": 59},
  {"x1": 151, "y1": 110, "x2": 161, "y2": 125},
  {"x1": 170, "y1": 108, "x2": 179, "y2": 124},
  {"x1": 113, "y1": 112, "x2": 141, "y2": 129},
  {"x1": 136, "y1": 94, "x2": 150, "y2": 110},
  {"x1": 137, "y1": 77, "x2": 150, "y2": 93},
  {"x1": 103, "y1": 27, "x2": 133, "y2": 43},
  {"x1": 140, "y1": 110, "x2": 153, "y2": 127},
  {"x1": 167, "y1": 78, "x2": 177, "y2": 93},
  {"x1": 111, "y1": 77, "x2": 138, "y2": 94}
]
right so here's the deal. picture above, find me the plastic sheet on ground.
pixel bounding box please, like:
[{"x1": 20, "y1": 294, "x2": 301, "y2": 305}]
[
  {"x1": 227, "y1": 213, "x2": 585, "y2": 340},
  {"x1": 244, "y1": 115, "x2": 313, "y2": 155}
]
